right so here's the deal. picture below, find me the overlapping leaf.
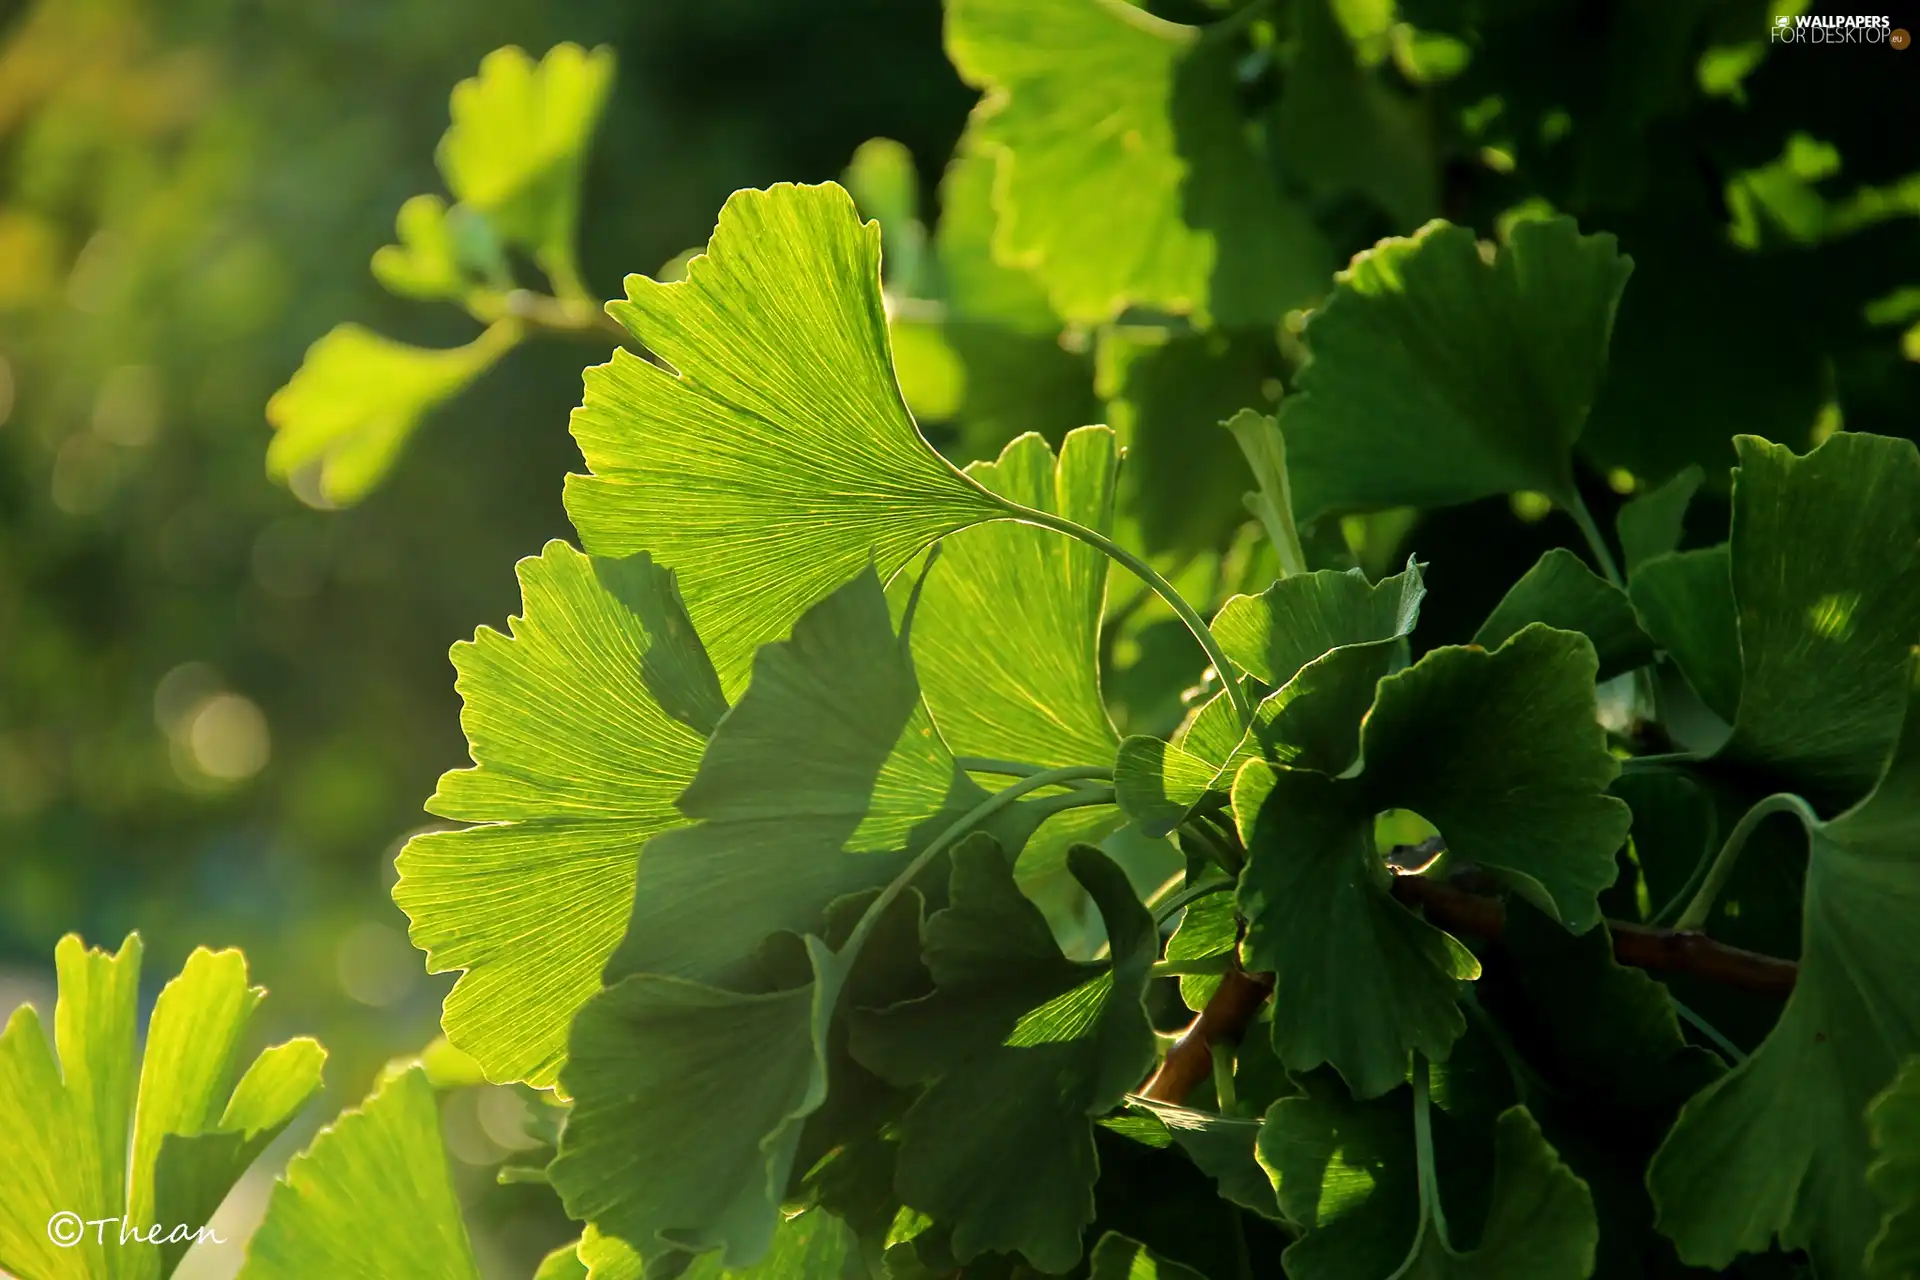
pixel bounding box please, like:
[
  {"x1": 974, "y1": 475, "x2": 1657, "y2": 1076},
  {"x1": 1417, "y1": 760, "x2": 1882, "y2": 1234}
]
[
  {"x1": 265, "y1": 320, "x2": 520, "y2": 507},
  {"x1": 395, "y1": 542, "x2": 723, "y2": 1087},
  {"x1": 1280, "y1": 217, "x2": 1632, "y2": 523},
  {"x1": 906, "y1": 427, "x2": 1122, "y2": 864},
  {"x1": 551, "y1": 936, "x2": 845, "y2": 1268},
  {"x1": 566, "y1": 181, "x2": 1008, "y2": 694},
  {"x1": 1235, "y1": 624, "x2": 1629, "y2": 1096},
  {"x1": 1474, "y1": 548, "x2": 1653, "y2": 681},
  {"x1": 0, "y1": 936, "x2": 324, "y2": 1280},
  {"x1": 604, "y1": 566, "x2": 984, "y2": 990},
  {"x1": 947, "y1": 0, "x2": 1328, "y2": 327},
  {"x1": 1649, "y1": 682, "x2": 1920, "y2": 1278},
  {"x1": 1626, "y1": 546, "x2": 1740, "y2": 724},
  {"x1": 852, "y1": 841, "x2": 1157, "y2": 1272},
  {"x1": 1119, "y1": 560, "x2": 1425, "y2": 836},
  {"x1": 235, "y1": 1067, "x2": 477, "y2": 1279},
  {"x1": 1615, "y1": 465, "x2": 1701, "y2": 575}
]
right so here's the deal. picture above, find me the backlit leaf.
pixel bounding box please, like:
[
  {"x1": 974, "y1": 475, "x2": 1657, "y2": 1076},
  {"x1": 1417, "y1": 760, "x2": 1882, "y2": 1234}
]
[
  {"x1": 566, "y1": 181, "x2": 1008, "y2": 694},
  {"x1": 947, "y1": 0, "x2": 1329, "y2": 326},
  {"x1": 236, "y1": 1067, "x2": 477, "y2": 1280},
  {"x1": 266, "y1": 321, "x2": 519, "y2": 507},
  {"x1": 395, "y1": 542, "x2": 723, "y2": 1087},
  {"x1": 0, "y1": 937, "x2": 324, "y2": 1280}
]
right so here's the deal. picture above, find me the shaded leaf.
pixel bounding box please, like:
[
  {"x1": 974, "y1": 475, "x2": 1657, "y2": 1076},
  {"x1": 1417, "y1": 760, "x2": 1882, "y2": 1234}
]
[
  {"x1": 395, "y1": 542, "x2": 722, "y2": 1086},
  {"x1": 1086, "y1": 1231, "x2": 1208, "y2": 1279},
  {"x1": 1163, "y1": 889, "x2": 1236, "y2": 1012},
  {"x1": 1615, "y1": 465, "x2": 1702, "y2": 575},
  {"x1": 1123, "y1": 1097, "x2": 1281, "y2": 1220},
  {"x1": 566, "y1": 182, "x2": 1007, "y2": 694},
  {"x1": 853, "y1": 843, "x2": 1157, "y2": 1272},
  {"x1": 266, "y1": 320, "x2": 519, "y2": 507},
  {"x1": 1626, "y1": 546, "x2": 1740, "y2": 724},
  {"x1": 1236, "y1": 625, "x2": 1629, "y2": 1095},
  {"x1": 552, "y1": 938, "x2": 844, "y2": 1268},
  {"x1": 236, "y1": 1067, "x2": 476, "y2": 1280},
  {"x1": 1473, "y1": 548, "x2": 1654, "y2": 681},
  {"x1": 606, "y1": 566, "x2": 983, "y2": 990},
  {"x1": 1649, "y1": 683, "x2": 1920, "y2": 1277},
  {"x1": 1281, "y1": 218, "x2": 1632, "y2": 522},
  {"x1": 947, "y1": 0, "x2": 1329, "y2": 326}
]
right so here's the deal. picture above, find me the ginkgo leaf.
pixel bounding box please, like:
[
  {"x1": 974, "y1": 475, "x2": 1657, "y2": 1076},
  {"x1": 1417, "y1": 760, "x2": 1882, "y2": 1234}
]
[
  {"x1": 1163, "y1": 887, "x2": 1236, "y2": 1011},
  {"x1": 1087, "y1": 1232, "x2": 1208, "y2": 1279},
  {"x1": 947, "y1": 0, "x2": 1329, "y2": 327},
  {"x1": 1280, "y1": 217, "x2": 1632, "y2": 524},
  {"x1": 851, "y1": 842, "x2": 1157, "y2": 1272},
  {"x1": 605, "y1": 566, "x2": 988, "y2": 990},
  {"x1": 1627, "y1": 545, "x2": 1739, "y2": 724},
  {"x1": 395, "y1": 541, "x2": 723, "y2": 1088},
  {"x1": 1615, "y1": 465, "x2": 1702, "y2": 575},
  {"x1": 552, "y1": 935, "x2": 844, "y2": 1269},
  {"x1": 906, "y1": 427, "x2": 1123, "y2": 864},
  {"x1": 1473, "y1": 548, "x2": 1654, "y2": 681},
  {"x1": 437, "y1": 43, "x2": 614, "y2": 284},
  {"x1": 1122, "y1": 1097, "x2": 1281, "y2": 1220},
  {"x1": 1392, "y1": 1108, "x2": 1598, "y2": 1279},
  {"x1": 679, "y1": 1209, "x2": 863, "y2": 1279},
  {"x1": 1114, "y1": 734, "x2": 1219, "y2": 838},
  {"x1": 566, "y1": 181, "x2": 1009, "y2": 694},
  {"x1": 235, "y1": 1067, "x2": 479, "y2": 1280},
  {"x1": 0, "y1": 936, "x2": 324, "y2": 1280},
  {"x1": 1867, "y1": 1058, "x2": 1920, "y2": 1279},
  {"x1": 1142, "y1": 560, "x2": 1425, "y2": 801},
  {"x1": 1648, "y1": 683, "x2": 1920, "y2": 1278},
  {"x1": 1236, "y1": 625, "x2": 1629, "y2": 1096},
  {"x1": 371, "y1": 194, "x2": 470, "y2": 302},
  {"x1": 1716, "y1": 433, "x2": 1920, "y2": 807},
  {"x1": 266, "y1": 320, "x2": 520, "y2": 506}
]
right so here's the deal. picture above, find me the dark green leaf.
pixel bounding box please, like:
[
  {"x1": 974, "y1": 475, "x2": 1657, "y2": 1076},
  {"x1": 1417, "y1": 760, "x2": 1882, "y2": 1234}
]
[
  {"x1": 1867, "y1": 1058, "x2": 1920, "y2": 1279},
  {"x1": 1627, "y1": 546, "x2": 1740, "y2": 724},
  {"x1": 1473, "y1": 548, "x2": 1654, "y2": 681},
  {"x1": 1616, "y1": 465, "x2": 1703, "y2": 575},
  {"x1": 1282, "y1": 218, "x2": 1632, "y2": 522}
]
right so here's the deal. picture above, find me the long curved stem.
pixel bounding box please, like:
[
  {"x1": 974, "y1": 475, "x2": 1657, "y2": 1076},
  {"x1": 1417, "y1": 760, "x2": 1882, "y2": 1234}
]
[
  {"x1": 1674, "y1": 792, "x2": 1818, "y2": 933},
  {"x1": 992, "y1": 497, "x2": 1257, "y2": 729},
  {"x1": 840, "y1": 764, "x2": 1114, "y2": 964}
]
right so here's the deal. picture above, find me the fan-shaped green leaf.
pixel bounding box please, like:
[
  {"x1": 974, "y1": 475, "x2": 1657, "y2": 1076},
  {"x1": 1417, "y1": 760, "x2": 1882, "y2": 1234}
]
[
  {"x1": 1088, "y1": 1232, "x2": 1208, "y2": 1279},
  {"x1": 1280, "y1": 217, "x2": 1631, "y2": 523},
  {"x1": 606, "y1": 565, "x2": 984, "y2": 989},
  {"x1": 437, "y1": 43, "x2": 613, "y2": 281},
  {"x1": 1236, "y1": 625, "x2": 1629, "y2": 1096},
  {"x1": 265, "y1": 321, "x2": 519, "y2": 507},
  {"x1": 0, "y1": 936, "x2": 324, "y2": 1280},
  {"x1": 852, "y1": 842, "x2": 1157, "y2": 1272},
  {"x1": 565, "y1": 181, "x2": 1008, "y2": 695},
  {"x1": 1626, "y1": 545, "x2": 1739, "y2": 724},
  {"x1": 371, "y1": 194, "x2": 469, "y2": 302},
  {"x1": 947, "y1": 0, "x2": 1329, "y2": 327},
  {"x1": 1716, "y1": 433, "x2": 1920, "y2": 807},
  {"x1": 1616, "y1": 465, "x2": 1702, "y2": 574},
  {"x1": 1122, "y1": 1098, "x2": 1281, "y2": 1220},
  {"x1": 395, "y1": 541, "x2": 723, "y2": 1087},
  {"x1": 552, "y1": 936, "x2": 845, "y2": 1269},
  {"x1": 236, "y1": 1067, "x2": 477, "y2": 1280},
  {"x1": 1649, "y1": 682, "x2": 1920, "y2": 1278},
  {"x1": 1473, "y1": 548, "x2": 1654, "y2": 681}
]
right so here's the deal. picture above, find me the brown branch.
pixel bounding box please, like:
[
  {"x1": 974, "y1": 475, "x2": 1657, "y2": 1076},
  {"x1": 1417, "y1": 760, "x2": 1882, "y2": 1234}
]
[
  {"x1": 1139, "y1": 876, "x2": 1798, "y2": 1105},
  {"x1": 1140, "y1": 967, "x2": 1274, "y2": 1102},
  {"x1": 1390, "y1": 876, "x2": 1800, "y2": 999}
]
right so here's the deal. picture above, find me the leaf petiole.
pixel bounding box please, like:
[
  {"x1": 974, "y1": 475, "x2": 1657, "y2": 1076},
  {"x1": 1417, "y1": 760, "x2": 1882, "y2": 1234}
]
[
  {"x1": 989, "y1": 496, "x2": 1259, "y2": 730},
  {"x1": 1673, "y1": 792, "x2": 1818, "y2": 933},
  {"x1": 838, "y1": 763, "x2": 1115, "y2": 967}
]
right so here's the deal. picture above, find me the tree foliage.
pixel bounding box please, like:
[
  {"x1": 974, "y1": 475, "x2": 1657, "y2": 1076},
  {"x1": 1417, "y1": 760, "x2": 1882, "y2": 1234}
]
[{"x1": 7, "y1": 2, "x2": 1920, "y2": 1278}]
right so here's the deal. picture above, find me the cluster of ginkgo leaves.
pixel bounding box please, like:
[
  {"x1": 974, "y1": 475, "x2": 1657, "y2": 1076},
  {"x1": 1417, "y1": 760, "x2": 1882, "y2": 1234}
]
[{"x1": 9, "y1": 2, "x2": 1920, "y2": 1278}]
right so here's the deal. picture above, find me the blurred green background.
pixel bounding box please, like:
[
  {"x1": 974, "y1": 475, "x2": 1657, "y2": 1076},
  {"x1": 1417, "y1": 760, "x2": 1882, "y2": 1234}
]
[{"x1": 2, "y1": 0, "x2": 1916, "y2": 1273}]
